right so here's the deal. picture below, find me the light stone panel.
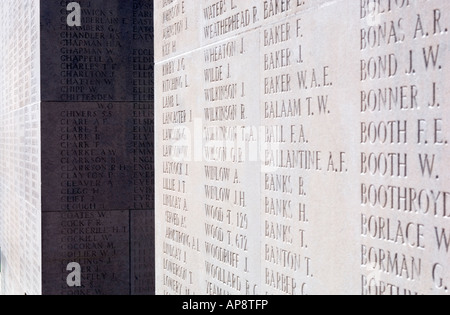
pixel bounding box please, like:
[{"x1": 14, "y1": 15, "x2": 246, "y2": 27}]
[
  {"x1": 155, "y1": 0, "x2": 202, "y2": 61},
  {"x1": 1, "y1": 0, "x2": 155, "y2": 295},
  {"x1": 40, "y1": 0, "x2": 155, "y2": 295},
  {"x1": 0, "y1": 0, "x2": 41, "y2": 295},
  {"x1": 155, "y1": 0, "x2": 450, "y2": 295}
]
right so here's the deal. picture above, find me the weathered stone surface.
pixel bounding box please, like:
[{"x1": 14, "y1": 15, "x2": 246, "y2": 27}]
[
  {"x1": 155, "y1": 0, "x2": 450, "y2": 295},
  {"x1": 41, "y1": 0, "x2": 154, "y2": 102},
  {"x1": 0, "y1": 0, "x2": 154, "y2": 295},
  {"x1": 40, "y1": 0, "x2": 154, "y2": 295},
  {"x1": 0, "y1": 0, "x2": 41, "y2": 295}
]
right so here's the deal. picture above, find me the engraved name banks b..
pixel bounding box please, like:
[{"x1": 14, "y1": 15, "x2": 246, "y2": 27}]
[{"x1": 67, "y1": 2, "x2": 81, "y2": 27}]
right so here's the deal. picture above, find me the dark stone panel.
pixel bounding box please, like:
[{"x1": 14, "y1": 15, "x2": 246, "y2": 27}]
[
  {"x1": 40, "y1": 0, "x2": 154, "y2": 295},
  {"x1": 41, "y1": 101, "x2": 155, "y2": 212},
  {"x1": 41, "y1": 100, "x2": 154, "y2": 294},
  {"x1": 130, "y1": 210, "x2": 155, "y2": 295},
  {"x1": 42, "y1": 210, "x2": 131, "y2": 295},
  {"x1": 40, "y1": 0, "x2": 154, "y2": 102}
]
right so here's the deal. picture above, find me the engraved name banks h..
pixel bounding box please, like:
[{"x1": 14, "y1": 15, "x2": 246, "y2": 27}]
[{"x1": 67, "y1": 2, "x2": 81, "y2": 27}]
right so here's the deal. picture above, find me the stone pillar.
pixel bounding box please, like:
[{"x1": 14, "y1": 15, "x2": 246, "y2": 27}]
[
  {"x1": 0, "y1": 0, "x2": 154, "y2": 295},
  {"x1": 0, "y1": 0, "x2": 41, "y2": 295},
  {"x1": 40, "y1": 0, "x2": 154, "y2": 295}
]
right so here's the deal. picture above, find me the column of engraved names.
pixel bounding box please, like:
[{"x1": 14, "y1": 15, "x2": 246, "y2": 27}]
[
  {"x1": 132, "y1": 0, "x2": 154, "y2": 103},
  {"x1": 131, "y1": 1, "x2": 155, "y2": 294},
  {"x1": 359, "y1": 1, "x2": 450, "y2": 295},
  {"x1": 202, "y1": 0, "x2": 261, "y2": 295},
  {"x1": 59, "y1": 108, "x2": 124, "y2": 212},
  {"x1": 260, "y1": 10, "x2": 306, "y2": 295},
  {"x1": 202, "y1": 38, "x2": 250, "y2": 296},
  {"x1": 53, "y1": 210, "x2": 129, "y2": 295},
  {"x1": 132, "y1": 102, "x2": 154, "y2": 294},
  {"x1": 161, "y1": 0, "x2": 188, "y2": 58},
  {"x1": 261, "y1": 0, "x2": 345, "y2": 294},
  {"x1": 41, "y1": 0, "x2": 155, "y2": 295},
  {"x1": 59, "y1": 6, "x2": 120, "y2": 102},
  {"x1": 47, "y1": 103, "x2": 136, "y2": 295},
  {"x1": 56, "y1": 0, "x2": 127, "y2": 210},
  {"x1": 160, "y1": 55, "x2": 196, "y2": 294}
]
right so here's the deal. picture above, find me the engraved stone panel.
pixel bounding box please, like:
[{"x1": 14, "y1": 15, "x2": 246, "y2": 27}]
[
  {"x1": 155, "y1": 0, "x2": 450, "y2": 295},
  {"x1": 42, "y1": 210, "x2": 130, "y2": 295},
  {"x1": 40, "y1": 0, "x2": 154, "y2": 295},
  {"x1": 0, "y1": 0, "x2": 154, "y2": 295},
  {"x1": 41, "y1": 0, "x2": 154, "y2": 102}
]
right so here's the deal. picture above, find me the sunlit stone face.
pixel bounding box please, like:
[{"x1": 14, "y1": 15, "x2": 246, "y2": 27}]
[{"x1": 154, "y1": 0, "x2": 450, "y2": 295}]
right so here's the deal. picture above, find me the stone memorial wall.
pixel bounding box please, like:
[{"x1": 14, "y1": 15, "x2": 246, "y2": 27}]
[
  {"x1": 41, "y1": 0, "x2": 155, "y2": 295},
  {"x1": 0, "y1": 0, "x2": 41, "y2": 295},
  {"x1": 0, "y1": 0, "x2": 154, "y2": 295},
  {"x1": 155, "y1": 0, "x2": 450, "y2": 295}
]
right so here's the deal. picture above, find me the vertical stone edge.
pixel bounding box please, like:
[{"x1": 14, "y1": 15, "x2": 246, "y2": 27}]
[{"x1": 40, "y1": 0, "x2": 154, "y2": 295}]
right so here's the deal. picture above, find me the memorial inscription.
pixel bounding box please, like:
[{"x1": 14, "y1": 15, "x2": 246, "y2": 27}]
[
  {"x1": 41, "y1": 0, "x2": 154, "y2": 295},
  {"x1": 359, "y1": 1, "x2": 450, "y2": 295},
  {"x1": 155, "y1": 0, "x2": 450, "y2": 295}
]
